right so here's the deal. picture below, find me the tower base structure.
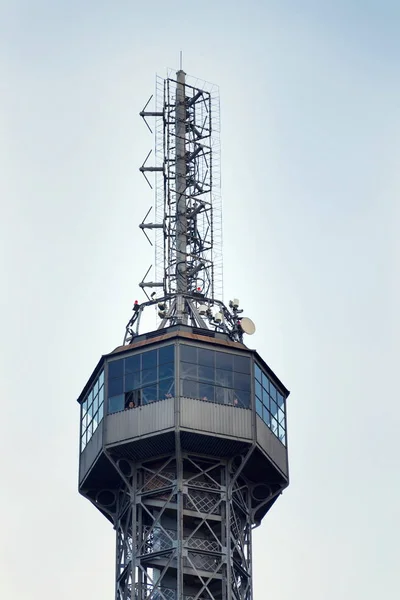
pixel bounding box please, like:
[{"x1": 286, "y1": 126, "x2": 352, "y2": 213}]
[{"x1": 78, "y1": 326, "x2": 289, "y2": 600}]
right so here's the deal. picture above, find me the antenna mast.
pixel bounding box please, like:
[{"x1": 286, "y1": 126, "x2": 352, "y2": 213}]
[{"x1": 125, "y1": 68, "x2": 254, "y2": 344}]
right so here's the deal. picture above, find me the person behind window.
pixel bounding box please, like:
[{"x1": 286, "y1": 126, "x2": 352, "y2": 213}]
[{"x1": 125, "y1": 400, "x2": 135, "y2": 410}]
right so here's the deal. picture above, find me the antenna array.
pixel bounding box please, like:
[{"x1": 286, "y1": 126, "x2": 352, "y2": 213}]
[{"x1": 124, "y1": 70, "x2": 255, "y2": 345}]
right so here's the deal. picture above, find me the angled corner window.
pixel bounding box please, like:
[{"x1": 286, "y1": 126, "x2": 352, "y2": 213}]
[
  {"x1": 254, "y1": 362, "x2": 287, "y2": 446},
  {"x1": 80, "y1": 370, "x2": 105, "y2": 452}
]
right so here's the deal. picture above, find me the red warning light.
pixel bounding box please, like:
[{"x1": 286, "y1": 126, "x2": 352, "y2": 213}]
[{"x1": 197, "y1": 287, "x2": 201, "y2": 291}]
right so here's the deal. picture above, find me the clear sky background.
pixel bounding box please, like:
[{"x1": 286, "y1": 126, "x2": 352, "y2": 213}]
[{"x1": 1, "y1": 1, "x2": 399, "y2": 598}]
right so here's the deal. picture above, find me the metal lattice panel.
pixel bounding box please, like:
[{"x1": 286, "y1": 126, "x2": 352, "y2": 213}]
[{"x1": 103, "y1": 452, "x2": 255, "y2": 600}]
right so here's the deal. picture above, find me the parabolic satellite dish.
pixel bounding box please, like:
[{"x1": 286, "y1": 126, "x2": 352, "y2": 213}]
[{"x1": 240, "y1": 317, "x2": 256, "y2": 335}]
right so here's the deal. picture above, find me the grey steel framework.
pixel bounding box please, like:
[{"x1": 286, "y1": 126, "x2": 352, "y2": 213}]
[
  {"x1": 107, "y1": 452, "x2": 255, "y2": 600},
  {"x1": 125, "y1": 71, "x2": 249, "y2": 345}
]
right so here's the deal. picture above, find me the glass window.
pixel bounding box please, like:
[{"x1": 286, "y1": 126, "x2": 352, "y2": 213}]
[
  {"x1": 159, "y1": 362, "x2": 174, "y2": 380},
  {"x1": 159, "y1": 378, "x2": 174, "y2": 399},
  {"x1": 198, "y1": 365, "x2": 214, "y2": 383},
  {"x1": 181, "y1": 362, "x2": 198, "y2": 379},
  {"x1": 180, "y1": 344, "x2": 197, "y2": 363},
  {"x1": 269, "y1": 382, "x2": 277, "y2": 401},
  {"x1": 270, "y1": 399, "x2": 278, "y2": 420},
  {"x1": 261, "y1": 371, "x2": 269, "y2": 393},
  {"x1": 271, "y1": 417, "x2": 278, "y2": 436},
  {"x1": 108, "y1": 394, "x2": 125, "y2": 414},
  {"x1": 215, "y1": 386, "x2": 233, "y2": 405},
  {"x1": 159, "y1": 345, "x2": 174, "y2": 365},
  {"x1": 262, "y1": 387, "x2": 269, "y2": 410},
  {"x1": 277, "y1": 392, "x2": 284, "y2": 410},
  {"x1": 234, "y1": 355, "x2": 250, "y2": 374},
  {"x1": 255, "y1": 380, "x2": 262, "y2": 399},
  {"x1": 255, "y1": 364, "x2": 262, "y2": 383},
  {"x1": 215, "y1": 368, "x2": 233, "y2": 388},
  {"x1": 256, "y1": 397, "x2": 263, "y2": 417},
  {"x1": 125, "y1": 372, "x2": 141, "y2": 391},
  {"x1": 125, "y1": 354, "x2": 140, "y2": 374},
  {"x1": 109, "y1": 359, "x2": 123, "y2": 379},
  {"x1": 108, "y1": 377, "x2": 123, "y2": 397},
  {"x1": 234, "y1": 372, "x2": 251, "y2": 392},
  {"x1": 142, "y1": 385, "x2": 158, "y2": 405},
  {"x1": 142, "y1": 367, "x2": 158, "y2": 386},
  {"x1": 235, "y1": 389, "x2": 250, "y2": 408},
  {"x1": 182, "y1": 379, "x2": 199, "y2": 398},
  {"x1": 199, "y1": 383, "x2": 215, "y2": 402},
  {"x1": 80, "y1": 369, "x2": 105, "y2": 452},
  {"x1": 263, "y1": 407, "x2": 271, "y2": 427},
  {"x1": 215, "y1": 351, "x2": 233, "y2": 371},
  {"x1": 142, "y1": 349, "x2": 157, "y2": 370},
  {"x1": 198, "y1": 348, "x2": 215, "y2": 367}
]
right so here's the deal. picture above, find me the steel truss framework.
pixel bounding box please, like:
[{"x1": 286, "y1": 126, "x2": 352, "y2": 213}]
[{"x1": 95, "y1": 451, "x2": 281, "y2": 600}]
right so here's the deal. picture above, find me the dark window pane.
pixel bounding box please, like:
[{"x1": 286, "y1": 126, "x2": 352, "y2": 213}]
[
  {"x1": 255, "y1": 380, "x2": 262, "y2": 399},
  {"x1": 142, "y1": 385, "x2": 157, "y2": 405},
  {"x1": 181, "y1": 379, "x2": 198, "y2": 398},
  {"x1": 125, "y1": 372, "x2": 140, "y2": 392},
  {"x1": 98, "y1": 404, "x2": 104, "y2": 422},
  {"x1": 215, "y1": 386, "x2": 233, "y2": 405},
  {"x1": 142, "y1": 349, "x2": 157, "y2": 370},
  {"x1": 180, "y1": 344, "x2": 197, "y2": 363},
  {"x1": 108, "y1": 394, "x2": 125, "y2": 414},
  {"x1": 215, "y1": 368, "x2": 233, "y2": 388},
  {"x1": 93, "y1": 394, "x2": 99, "y2": 414},
  {"x1": 93, "y1": 379, "x2": 99, "y2": 395},
  {"x1": 277, "y1": 392, "x2": 284, "y2": 410},
  {"x1": 269, "y1": 382, "x2": 277, "y2": 401},
  {"x1": 181, "y1": 361, "x2": 198, "y2": 380},
  {"x1": 98, "y1": 386, "x2": 104, "y2": 403},
  {"x1": 198, "y1": 348, "x2": 215, "y2": 367},
  {"x1": 256, "y1": 397, "x2": 263, "y2": 417},
  {"x1": 215, "y1": 351, "x2": 233, "y2": 371},
  {"x1": 262, "y1": 387, "x2": 269, "y2": 409},
  {"x1": 255, "y1": 364, "x2": 262, "y2": 383},
  {"x1": 125, "y1": 354, "x2": 141, "y2": 374},
  {"x1": 109, "y1": 359, "x2": 123, "y2": 379},
  {"x1": 234, "y1": 390, "x2": 250, "y2": 408},
  {"x1": 159, "y1": 345, "x2": 174, "y2": 365},
  {"x1": 142, "y1": 367, "x2": 158, "y2": 386},
  {"x1": 234, "y1": 355, "x2": 250, "y2": 374},
  {"x1": 159, "y1": 362, "x2": 174, "y2": 380},
  {"x1": 198, "y1": 365, "x2": 214, "y2": 383},
  {"x1": 263, "y1": 408, "x2": 271, "y2": 427},
  {"x1": 270, "y1": 399, "x2": 278, "y2": 419},
  {"x1": 108, "y1": 377, "x2": 123, "y2": 397},
  {"x1": 159, "y1": 378, "x2": 175, "y2": 399},
  {"x1": 234, "y1": 372, "x2": 250, "y2": 391},
  {"x1": 199, "y1": 383, "x2": 215, "y2": 402},
  {"x1": 261, "y1": 371, "x2": 269, "y2": 392},
  {"x1": 99, "y1": 371, "x2": 104, "y2": 387}
]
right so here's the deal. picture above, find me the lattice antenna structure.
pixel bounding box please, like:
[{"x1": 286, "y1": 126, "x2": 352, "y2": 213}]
[{"x1": 124, "y1": 70, "x2": 254, "y2": 346}]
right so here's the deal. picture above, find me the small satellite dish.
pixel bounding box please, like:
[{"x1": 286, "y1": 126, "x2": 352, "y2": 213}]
[{"x1": 240, "y1": 317, "x2": 256, "y2": 335}]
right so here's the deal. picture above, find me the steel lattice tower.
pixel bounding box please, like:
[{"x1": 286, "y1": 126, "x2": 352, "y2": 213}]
[{"x1": 77, "y1": 69, "x2": 289, "y2": 600}]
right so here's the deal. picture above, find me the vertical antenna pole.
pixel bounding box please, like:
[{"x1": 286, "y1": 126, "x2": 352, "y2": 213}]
[{"x1": 175, "y1": 70, "x2": 188, "y2": 322}]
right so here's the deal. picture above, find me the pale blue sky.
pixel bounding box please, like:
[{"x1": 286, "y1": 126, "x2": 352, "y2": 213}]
[{"x1": 1, "y1": 1, "x2": 399, "y2": 599}]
